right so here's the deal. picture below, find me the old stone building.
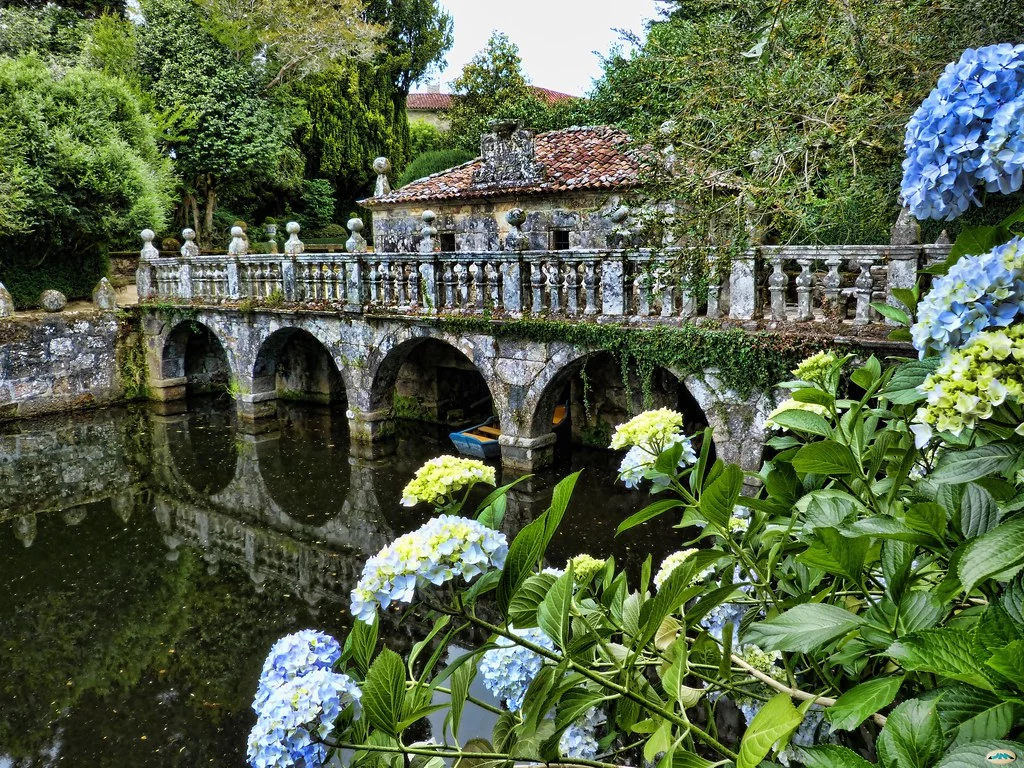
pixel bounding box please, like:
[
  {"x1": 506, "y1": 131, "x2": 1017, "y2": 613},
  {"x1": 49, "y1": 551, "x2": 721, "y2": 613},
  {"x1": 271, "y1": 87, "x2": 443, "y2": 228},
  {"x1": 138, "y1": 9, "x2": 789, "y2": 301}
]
[
  {"x1": 405, "y1": 85, "x2": 575, "y2": 131},
  {"x1": 361, "y1": 121, "x2": 643, "y2": 252}
]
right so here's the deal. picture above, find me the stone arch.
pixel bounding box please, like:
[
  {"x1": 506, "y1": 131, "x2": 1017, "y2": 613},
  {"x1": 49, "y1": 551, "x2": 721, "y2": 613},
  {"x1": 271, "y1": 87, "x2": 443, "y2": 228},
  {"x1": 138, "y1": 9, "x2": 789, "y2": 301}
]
[
  {"x1": 250, "y1": 327, "x2": 348, "y2": 406},
  {"x1": 161, "y1": 320, "x2": 233, "y2": 396},
  {"x1": 365, "y1": 333, "x2": 498, "y2": 424},
  {"x1": 527, "y1": 350, "x2": 714, "y2": 457}
]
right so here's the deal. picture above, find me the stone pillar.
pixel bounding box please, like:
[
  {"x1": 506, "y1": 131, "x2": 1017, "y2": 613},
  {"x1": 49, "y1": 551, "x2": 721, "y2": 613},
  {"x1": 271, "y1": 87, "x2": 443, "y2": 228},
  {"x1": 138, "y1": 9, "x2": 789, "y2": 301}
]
[
  {"x1": 418, "y1": 262, "x2": 437, "y2": 313},
  {"x1": 178, "y1": 261, "x2": 193, "y2": 299},
  {"x1": 498, "y1": 432, "x2": 557, "y2": 472},
  {"x1": 284, "y1": 222, "x2": 304, "y2": 257},
  {"x1": 729, "y1": 250, "x2": 757, "y2": 320},
  {"x1": 0, "y1": 282, "x2": 15, "y2": 318},
  {"x1": 373, "y1": 157, "x2": 392, "y2": 198},
  {"x1": 347, "y1": 408, "x2": 396, "y2": 459},
  {"x1": 281, "y1": 259, "x2": 297, "y2": 302},
  {"x1": 226, "y1": 260, "x2": 241, "y2": 299},
  {"x1": 501, "y1": 261, "x2": 523, "y2": 315},
  {"x1": 138, "y1": 228, "x2": 159, "y2": 300},
  {"x1": 886, "y1": 247, "x2": 919, "y2": 321},
  {"x1": 346, "y1": 218, "x2": 367, "y2": 253},
  {"x1": 235, "y1": 391, "x2": 278, "y2": 432},
  {"x1": 601, "y1": 256, "x2": 625, "y2": 316},
  {"x1": 148, "y1": 376, "x2": 187, "y2": 402}
]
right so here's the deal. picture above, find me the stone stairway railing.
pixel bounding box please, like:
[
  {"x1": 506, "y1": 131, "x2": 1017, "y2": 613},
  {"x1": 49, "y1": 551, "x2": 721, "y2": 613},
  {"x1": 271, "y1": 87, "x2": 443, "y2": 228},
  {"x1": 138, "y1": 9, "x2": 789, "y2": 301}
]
[{"x1": 137, "y1": 223, "x2": 951, "y2": 325}]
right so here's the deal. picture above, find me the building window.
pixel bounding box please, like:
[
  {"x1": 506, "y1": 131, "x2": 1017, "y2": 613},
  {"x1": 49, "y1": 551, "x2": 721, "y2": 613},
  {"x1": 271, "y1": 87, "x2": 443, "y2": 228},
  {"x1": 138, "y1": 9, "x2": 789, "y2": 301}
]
[
  {"x1": 551, "y1": 230, "x2": 570, "y2": 250},
  {"x1": 440, "y1": 232, "x2": 456, "y2": 252}
]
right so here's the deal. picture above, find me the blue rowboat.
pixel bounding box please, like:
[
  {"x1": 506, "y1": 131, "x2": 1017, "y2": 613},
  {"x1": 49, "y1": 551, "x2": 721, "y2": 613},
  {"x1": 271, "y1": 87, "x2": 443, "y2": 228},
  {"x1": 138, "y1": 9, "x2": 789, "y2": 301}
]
[{"x1": 448, "y1": 404, "x2": 569, "y2": 459}]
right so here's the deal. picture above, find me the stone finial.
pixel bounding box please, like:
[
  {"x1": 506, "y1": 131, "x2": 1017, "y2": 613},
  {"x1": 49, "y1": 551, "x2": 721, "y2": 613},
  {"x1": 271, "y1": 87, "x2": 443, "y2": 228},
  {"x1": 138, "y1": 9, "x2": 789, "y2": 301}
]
[
  {"x1": 890, "y1": 205, "x2": 921, "y2": 246},
  {"x1": 141, "y1": 228, "x2": 159, "y2": 260},
  {"x1": 40, "y1": 289, "x2": 67, "y2": 312},
  {"x1": 92, "y1": 277, "x2": 117, "y2": 310},
  {"x1": 284, "y1": 221, "x2": 304, "y2": 256},
  {"x1": 181, "y1": 228, "x2": 200, "y2": 258},
  {"x1": 346, "y1": 217, "x2": 367, "y2": 253},
  {"x1": 228, "y1": 225, "x2": 248, "y2": 257},
  {"x1": 373, "y1": 157, "x2": 392, "y2": 197},
  {"x1": 935, "y1": 229, "x2": 951, "y2": 246},
  {"x1": 419, "y1": 210, "x2": 437, "y2": 254},
  {"x1": 504, "y1": 207, "x2": 528, "y2": 251},
  {"x1": 0, "y1": 281, "x2": 13, "y2": 318}
]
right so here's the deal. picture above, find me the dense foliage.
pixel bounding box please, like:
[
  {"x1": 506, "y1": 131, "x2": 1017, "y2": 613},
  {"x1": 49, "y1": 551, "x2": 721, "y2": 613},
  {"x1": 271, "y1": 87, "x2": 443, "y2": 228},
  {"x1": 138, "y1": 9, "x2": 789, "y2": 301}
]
[
  {"x1": 0, "y1": 54, "x2": 171, "y2": 306},
  {"x1": 582, "y1": 0, "x2": 1024, "y2": 247},
  {"x1": 397, "y1": 149, "x2": 475, "y2": 187}
]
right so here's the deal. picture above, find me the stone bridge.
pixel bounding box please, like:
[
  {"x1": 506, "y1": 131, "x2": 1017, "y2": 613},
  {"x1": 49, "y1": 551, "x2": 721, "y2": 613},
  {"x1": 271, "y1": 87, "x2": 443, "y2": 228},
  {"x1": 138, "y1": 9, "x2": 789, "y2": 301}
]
[{"x1": 138, "y1": 225, "x2": 948, "y2": 472}]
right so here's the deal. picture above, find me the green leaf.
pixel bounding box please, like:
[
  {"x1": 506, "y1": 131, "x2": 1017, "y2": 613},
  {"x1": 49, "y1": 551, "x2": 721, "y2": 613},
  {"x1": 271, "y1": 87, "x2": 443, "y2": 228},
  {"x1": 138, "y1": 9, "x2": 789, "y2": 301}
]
[
  {"x1": 959, "y1": 516, "x2": 1024, "y2": 594},
  {"x1": 961, "y1": 483, "x2": 999, "y2": 538},
  {"x1": 931, "y1": 444, "x2": 1021, "y2": 484},
  {"x1": 508, "y1": 573, "x2": 557, "y2": 628},
  {"x1": 871, "y1": 302, "x2": 910, "y2": 326},
  {"x1": 886, "y1": 629, "x2": 992, "y2": 690},
  {"x1": 796, "y1": 745, "x2": 873, "y2": 768},
  {"x1": 636, "y1": 558, "x2": 696, "y2": 649},
  {"x1": 934, "y1": 685, "x2": 1019, "y2": 746},
  {"x1": 363, "y1": 648, "x2": 407, "y2": 735},
  {"x1": 949, "y1": 223, "x2": 1003, "y2": 259},
  {"x1": 768, "y1": 408, "x2": 833, "y2": 437},
  {"x1": 906, "y1": 502, "x2": 948, "y2": 541},
  {"x1": 643, "y1": 720, "x2": 673, "y2": 763},
  {"x1": 542, "y1": 471, "x2": 580, "y2": 552},
  {"x1": 745, "y1": 603, "x2": 864, "y2": 653},
  {"x1": 616, "y1": 499, "x2": 685, "y2": 536},
  {"x1": 934, "y1": 740, "x2": 1024, "y2": 768},
  {"x1": 699, "y1": 462, "x2": 742, "y2": 531},
  {"x1": 851, "y1": 355, "x2": 883, "y2": 390},
  {"x1": 827, "y1": 677, "x2": 903, "y2": 731},
  {"x1": 661, "y1": 750, "x2": 717, "y2": 768},
  {"x1": 881, "y1": 358, "x2": 940, "y2": 404},
  {"x1": 538, "y1": 567, "x2": 574, "y2": 649},
  {"x1": 791, "y1": 387, "x2": 836, "y2": 409},
  {"x1": 897, "y1": 592, "x2": 944, "y2": 634},
  {"x1": 987, "y1": 639, "x2": 1024, "y2": 692},
  {"x1": 448, "y1": 657, "x2": 475, "y2": 743},
  {"x1": 891, "y1": 287, "x2": 918, "y2": 313},
  {"x1": 497, "y1": 517, "x2": 547, "y2": 615},
  {"x1": 492, "y1": 711, "x2": 518, "y2": 753},
  {"x1": 347, "y1": 611, "x2": 379, "y2": 674},
  {"x1": 792, "y1": 440, "x2": 861, "y2": 476},
  {"x1": 876, "y1": 699, "x2": 945, "y2": 768},
  {"x1": 736, "y1": 693, "x2": 803, "y2": 768},
  {"x1": 475, "y1": 475, "x2": 531, "y2": 524}
]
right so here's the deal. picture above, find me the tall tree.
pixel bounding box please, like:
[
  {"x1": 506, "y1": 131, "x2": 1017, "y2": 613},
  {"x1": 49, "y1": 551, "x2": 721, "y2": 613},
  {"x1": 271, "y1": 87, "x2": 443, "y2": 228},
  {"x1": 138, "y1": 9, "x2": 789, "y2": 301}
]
[{"x1": 362, "y1": 0, "x2": 453, "y2": 96}]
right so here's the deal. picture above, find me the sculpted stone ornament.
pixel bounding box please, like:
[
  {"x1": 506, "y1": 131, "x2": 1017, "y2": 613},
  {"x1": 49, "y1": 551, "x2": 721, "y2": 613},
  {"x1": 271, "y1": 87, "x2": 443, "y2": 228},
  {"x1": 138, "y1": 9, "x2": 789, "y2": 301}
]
[
  {"x1": 346, "y1": 218, "x2": 367, "y2": 253},
  {"x1": 504, "y1": 208, "x2": 528, "y2": 251},
  {"x1": 284, "y1": 221, "x2": 304, "y2": 256},
  {"x1": 472, "y1": 120, "x2": 545, "y2": 188},
  {"x1": 0, "y1": 281, "x2": 14, "y2": 318},
  {"x1": 890, "y1": 205, "x2": 921, "y2": 246},
  {"x1": 181, "y1": 228, "x2": 200, "y2": 258},
  {"x1": 373, "y1": 157, "x2": 392, "y2": 197},
  {"x1": 228, "y1": 226, "x2": 248, "y2": 257},
  {"x1": 419, "y1": 210, "x2": 438, "y2": 254},
  {"x1": 40, "y1": 289, "x2": 67, "y2": 313},
  {"x1": 92, "y1": 277, "x2": 117, "y2": 310},
  {"x1": 140, "y1": 228, "x2": 160, "y2": 261}
]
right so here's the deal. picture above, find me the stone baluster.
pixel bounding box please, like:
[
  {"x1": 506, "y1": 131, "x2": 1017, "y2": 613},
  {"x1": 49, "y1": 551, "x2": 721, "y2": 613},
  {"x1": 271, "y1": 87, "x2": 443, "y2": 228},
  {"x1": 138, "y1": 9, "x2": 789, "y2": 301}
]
[
  {"x1": 194, "y1": 262, "x2": 207, "y2": 298},
  {"x1": 373, "y1": 157, "x2": 392, "y2": 197},
  {"x1": 418, "y1": 261, "x2": 437, "y2": 313},
  {"x1": 345, "y1": 259, "x2": 362, "y2": 310},
  {"x1": 546, "y1": 261, "x2": 562, "y2": 313},
  {"x1": 728, "y1": 250, "x2": 757, "y2": 320},
  {"x1": 408, "y1": 259, "x2": 421, "y2": 308},
  {"x1": 637, "y1": 269, "x2": 653, "y2": 317},
  {"x1": 264, "y1": 262, "x2": 277, "y2": 298},
  {"x1": 214, "y1": 263, "x2": 228, "y2": 299},
  {"x1": 250, "y1": 264, "x2": 262, "y2": 299},
  {"x1": 582, "y1": 262, "x2": 597, "y2": 315},
  {"x1": 443, "y1": 262, "x2": 456, "y2": 309},
  {"x1": 486, "y1": 261, "x2": 500, "y2": 310},
  {"x1": 346, "y1": 218, "x2": 367, "y2": 253},
  {"x1": 297, "y1": 262, "x2": 310, "y2": 301},
  {"x1": 368, "y1": 260, "x2": 381, "y2": 304},
  {"x1": 854, "y1": 257, "x2": 876, "y2": 325},
  {"x1": 472, "y1": 260, "x2": 486, "y2": 312},
  {"x1": 178, "y1": 260, "x2": 193, "y2": 300},
  {"x1": 822, "y1": 257, "x2": 843, "y2": 318},
  {"x1": 500, "y1": 258, "x2": 522, "y2": 315},
  {"x1": 284, "y1": 221, "x2": 304, "y2": 257},
  {"x1": 795, "y1": 257, "x2": 814, "y2": 322},
  {"x1": 378, "y1": 261, "x2": 392, "y2": 305},
  {"x1": 768, "y1": 254, "x2": 788, "y2": 321},
  {"x1": 564, "y1": 260, "x2": 579, "y2": 315},
  {"x1": 679, "y1": 283, "x2": 695, "y2": 319},
  {"x1": 456, "y1": 263, "x2": 469, "y2": 309},
  {"x1": 706, "y1": 268, "x2": 722, "y2": 319},
  {"x1": 393, "y1": 262, "x2": 407, "y2": 309},
  {"x1": 658, "y1": 269, "x2": 674, "y2": 318},
  {"x1": 530, "y1": 261, "x2": 544, "y2": 312},
  {"x1": 420, "y1": 210, "x2": 437, "y2": 255},
  {"x1": 330, "y1": 261, "x2": 344, "y2": 303}
]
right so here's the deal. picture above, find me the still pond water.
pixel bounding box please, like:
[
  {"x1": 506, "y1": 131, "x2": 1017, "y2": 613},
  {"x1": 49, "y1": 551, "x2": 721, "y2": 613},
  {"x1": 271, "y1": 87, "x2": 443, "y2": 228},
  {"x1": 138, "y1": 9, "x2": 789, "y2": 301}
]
[{"x1": 0, "y1": 399, "x2": 675, "y2": 767}]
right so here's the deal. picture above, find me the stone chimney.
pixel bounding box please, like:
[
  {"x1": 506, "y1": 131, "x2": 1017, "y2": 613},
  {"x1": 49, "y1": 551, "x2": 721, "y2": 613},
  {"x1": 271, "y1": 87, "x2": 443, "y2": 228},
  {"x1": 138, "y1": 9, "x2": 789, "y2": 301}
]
[{"x1": 472, "y1": 119, "x2": 545, "y2": 188}]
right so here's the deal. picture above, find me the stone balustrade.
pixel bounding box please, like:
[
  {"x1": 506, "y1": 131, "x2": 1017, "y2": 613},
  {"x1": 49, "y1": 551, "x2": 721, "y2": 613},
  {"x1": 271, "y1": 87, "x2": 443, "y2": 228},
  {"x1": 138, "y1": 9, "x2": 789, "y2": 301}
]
[{"x1": 137, "y1": 223, "x2": 951, "y2": 325}]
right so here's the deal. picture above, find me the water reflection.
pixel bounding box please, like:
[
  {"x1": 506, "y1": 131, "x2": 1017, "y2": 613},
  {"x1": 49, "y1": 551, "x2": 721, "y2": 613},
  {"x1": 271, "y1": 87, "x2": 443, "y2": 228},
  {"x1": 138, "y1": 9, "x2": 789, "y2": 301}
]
[{"x1": 0, "y1": 400, "x2": 673, "y2": 766}]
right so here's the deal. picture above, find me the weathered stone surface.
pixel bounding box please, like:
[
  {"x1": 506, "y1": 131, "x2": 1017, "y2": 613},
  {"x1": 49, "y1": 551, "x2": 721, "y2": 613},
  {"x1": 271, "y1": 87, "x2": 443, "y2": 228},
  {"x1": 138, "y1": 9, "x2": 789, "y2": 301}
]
[
  {"x1": 0, "y1": 282, "x2": 13, "y2": 318},
  {"x1": 373, "y1": 157, "x2": 392, "y2": 198},
  {"x1": 890, "y1": 205, "x2": 921, "y2": 246},
  {"x1": 40, "y1": 290, "x2": 67, "y2": 312},
  {"x1": 346, "y1": 218, "x2": 367, "y2": 253},
  {"x1": 92, "y1": 277, "x2": 118, "y2": 310}
]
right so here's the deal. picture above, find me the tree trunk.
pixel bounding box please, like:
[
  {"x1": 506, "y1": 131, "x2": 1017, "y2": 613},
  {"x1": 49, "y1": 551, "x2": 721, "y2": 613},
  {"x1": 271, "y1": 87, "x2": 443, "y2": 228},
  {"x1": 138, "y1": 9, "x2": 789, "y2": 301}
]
[
  {"x1": 203, "y1": 178, "x2": 216, "y2": 247},
  {"x1": 189, "y1": 195, "x2": 201, "y2": 240}
]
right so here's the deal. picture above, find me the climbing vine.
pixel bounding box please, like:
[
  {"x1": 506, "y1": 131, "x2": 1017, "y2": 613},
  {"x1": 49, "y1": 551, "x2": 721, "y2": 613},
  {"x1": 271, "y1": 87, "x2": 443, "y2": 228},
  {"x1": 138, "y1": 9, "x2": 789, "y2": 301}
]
[{"x1": 115, "y1": 308, "x2": 149, "y2": 400}]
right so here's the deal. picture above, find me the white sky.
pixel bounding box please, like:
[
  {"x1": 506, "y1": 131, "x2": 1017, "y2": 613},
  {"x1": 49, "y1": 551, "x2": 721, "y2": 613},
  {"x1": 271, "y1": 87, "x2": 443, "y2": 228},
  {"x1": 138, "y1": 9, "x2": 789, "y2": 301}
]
[{"x1": 428, "y1": 0, "x2": 662, "y2": 97}]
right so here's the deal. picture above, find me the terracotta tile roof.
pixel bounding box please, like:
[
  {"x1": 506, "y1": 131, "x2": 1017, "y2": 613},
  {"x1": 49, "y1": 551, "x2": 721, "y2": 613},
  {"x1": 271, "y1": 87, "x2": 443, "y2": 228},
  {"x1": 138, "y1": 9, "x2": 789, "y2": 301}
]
[
  {"x1": 406, "y1": 86, "x2": 576, "y2": 112},
  {"x1": 363, "y1": 126, "x2": 641, "y2": 206},
  {"x1": 407, "y1": 92, "x2": 452, "y2": 110}
]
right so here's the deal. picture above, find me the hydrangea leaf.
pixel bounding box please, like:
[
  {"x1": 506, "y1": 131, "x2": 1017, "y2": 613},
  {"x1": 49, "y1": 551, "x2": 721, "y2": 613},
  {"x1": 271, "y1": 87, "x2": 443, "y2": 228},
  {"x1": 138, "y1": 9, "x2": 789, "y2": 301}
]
[
  {"x1": 933, "y1": 740, "x2": 1024, "y2": 768},
  {"x1": 795, "y1": 745, "x2": 874, "y2": 768},
  {"x1": 931, "y1": 444, "x2": 1021, "y2": 485},
  {"x1": 792, "y1": 440, "x2": 861, "y2": 476},
  {"x1": 538, "y1": 567, "x2": 574, "y2": 649},
  {"x1": 826, "y1": 677, "x2": 903, "y2": 731},
  {"x1": 959, "y1": 516, "x2": 1024, "y2": 594},
  {"x1": 745, "y1": 603, "x2": 865, "y2": 653},
  {"x1": 932, "y1": 685, "x2": 1018, "y2": 746},
  {"x1": 886, "y1": 628, "x2": 993, "y2": 690},
  {"x1": 362, "y1": 648, "x2": 407, "y2": 735},
  {"x1": 508, "y1": 573, "x2": 558, "y2": 628},
  {"x1": 736, "y1": 693, "x2": 803, "y2": 768},
  {"x1": 876, "y1": 699, "x2": 945, "y2": 768}
]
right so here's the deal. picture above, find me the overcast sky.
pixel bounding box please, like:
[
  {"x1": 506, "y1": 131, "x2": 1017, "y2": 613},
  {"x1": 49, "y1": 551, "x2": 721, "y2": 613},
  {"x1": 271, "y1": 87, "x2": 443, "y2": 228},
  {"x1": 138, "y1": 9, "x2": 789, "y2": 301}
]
[{"x1": 427, "y1": 0, "x2": 662, "y2": 97}]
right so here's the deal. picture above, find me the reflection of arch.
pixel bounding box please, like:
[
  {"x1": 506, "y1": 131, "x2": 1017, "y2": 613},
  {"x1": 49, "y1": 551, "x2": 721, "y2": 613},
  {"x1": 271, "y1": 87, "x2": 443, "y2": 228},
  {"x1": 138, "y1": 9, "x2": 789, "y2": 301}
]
[
  {"x1": 158, "y1": 406, "x2": 238, "y2": 498},
  {"x1": 368, "y1": 336, "x2": 495, "y2": 424},
  {"x1": 251, "y1": 328, "x2": 347, "y2": 405},
  {"x1": 161, "y1": 321, "x2": 231, "y2": 395}
]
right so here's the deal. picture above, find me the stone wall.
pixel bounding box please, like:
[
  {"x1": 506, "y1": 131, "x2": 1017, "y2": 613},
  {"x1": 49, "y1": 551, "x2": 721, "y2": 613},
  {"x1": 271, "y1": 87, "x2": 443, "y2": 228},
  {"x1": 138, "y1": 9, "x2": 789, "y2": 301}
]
[
  {"x1": 0, "y1": 310, "x2": 127, "y2": 421},
  {"x1": 371, "y1": 191, "x2": 623, "y2": 252}
]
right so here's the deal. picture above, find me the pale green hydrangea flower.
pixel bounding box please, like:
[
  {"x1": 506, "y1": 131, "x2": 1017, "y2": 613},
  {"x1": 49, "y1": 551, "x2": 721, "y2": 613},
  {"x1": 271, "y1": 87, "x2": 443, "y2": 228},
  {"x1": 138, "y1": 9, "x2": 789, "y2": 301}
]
[
  {"x1": 401, "y1": 455, "x2": 496, "y2": 507},
  {"x1": 568, "y1": 554, "x2": 606, "y2": 583},
  {"x1": 792, "y1": 350, "x2": 839, "y2": 385},
  {"x1": 609, "y1": 408, "x2": 686, "y2": 451},
  {"x1": 653, "y1": 549, "x2": 715, "y2": 590}
]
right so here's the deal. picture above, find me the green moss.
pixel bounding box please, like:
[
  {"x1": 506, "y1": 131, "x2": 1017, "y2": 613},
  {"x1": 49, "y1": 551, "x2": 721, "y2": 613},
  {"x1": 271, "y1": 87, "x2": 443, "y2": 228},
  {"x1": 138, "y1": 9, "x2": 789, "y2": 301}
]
[
  {"x1": 393, "y1": 393, "x2": 434, "y2": 421},
  {"x1": 115, "y1": 309, "x2": 148, "y2": 401},
  {"x1": 580, "y1": 420, "x2": 613, "y2": 448}
]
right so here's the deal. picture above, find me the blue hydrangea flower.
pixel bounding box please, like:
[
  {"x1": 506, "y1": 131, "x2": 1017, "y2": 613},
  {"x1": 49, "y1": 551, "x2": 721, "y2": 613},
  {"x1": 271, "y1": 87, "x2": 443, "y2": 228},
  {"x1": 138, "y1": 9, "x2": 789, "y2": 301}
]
[
  {"x1": 247, "y1": 668, "x2": 362, "y2": 768},
  {"x1": 478, "y1": 627, "x2": 555, "y2": 711},
  {"x1": 560, "y1": 708, "x2": 604, "y2": 760},
  {"x1": 911, "y1": 237, "x2": 1024, "y2": 357},
  {"x1": 351, "y1": 516, "x2": 508, "y2": 623},
  {"x1": 254, "y1": 630, "x2": 342, "y2": 712},
  {"x1": 901, "y1": 44, "x2": 1024, "y2": 220}
]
